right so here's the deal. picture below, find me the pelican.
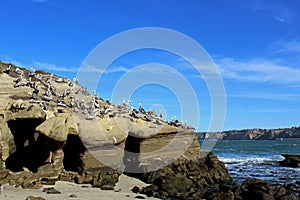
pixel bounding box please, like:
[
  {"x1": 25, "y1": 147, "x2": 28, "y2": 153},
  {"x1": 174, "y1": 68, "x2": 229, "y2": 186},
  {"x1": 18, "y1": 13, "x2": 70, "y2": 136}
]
[
  {"x1": 57, "y1": 101, "x2": 67, "y2": 107},
  {"x1": 55, "y1": 77, "x2": 64, "y2": 83},
  {"x1": 13, "y1": 74, "x2": 22, "y2": 83},
  {"x1": 68, "y1": 80, "x2": 73, "y2": 87},
  {"x1": 46, "y1": 73, "x2": 53, "y2": 84},
  {"x1": 42, "y1": 101, "x2": 49, "y2": 111},
  {"x1": 15, "y1": 67, "x2": 24, "y2": 75},
  {"x1": 28, "y1": 68, "x2": 35, "y2": 77},
  {"x1": 159, "y1": 110, "x2": 163, "y2": 119},
  {"x1": 127, "y1": 100, "x2": 131, "y2": 106},
  {"x1": 4, "y1": 64, "x2": 11, "y2": 73},
  {"x1": 139, "y1": 103, "x2": 146, "y2": 114},
  {"x1": 112, "y1": 136, "x2": 117, "y2": 143},
  {"x1": 73, "y1": 77, "x2": 79, "y2": 84},
  {"x1": 34, "y1": 73, "x2": 43, "y2": 80}
]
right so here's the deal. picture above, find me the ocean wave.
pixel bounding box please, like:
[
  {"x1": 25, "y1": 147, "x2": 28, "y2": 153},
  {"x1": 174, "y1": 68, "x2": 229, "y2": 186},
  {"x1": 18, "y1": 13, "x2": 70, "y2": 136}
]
[{"x1": 218, "y1": 156, "x2": 281, "y2": 166}]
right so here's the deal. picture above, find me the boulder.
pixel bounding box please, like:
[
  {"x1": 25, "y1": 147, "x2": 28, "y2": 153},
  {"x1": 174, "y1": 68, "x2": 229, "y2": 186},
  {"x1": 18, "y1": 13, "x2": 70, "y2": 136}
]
[
  {"x1": 279, "y1": 154, "x2": 300, "y2": 168},
  {"x1": 140, "y1": 152, "x2": 234, "y2": 199},
  {"x1": 35, "y1": 116, "x2": 69, "y2": 142}
]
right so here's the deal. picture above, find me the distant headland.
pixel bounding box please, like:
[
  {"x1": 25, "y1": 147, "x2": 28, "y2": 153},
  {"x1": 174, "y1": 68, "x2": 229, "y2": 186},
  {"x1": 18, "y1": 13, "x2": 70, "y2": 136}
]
[{"x1": 199, "y1": 126, "x2": 300, "y2": 140}]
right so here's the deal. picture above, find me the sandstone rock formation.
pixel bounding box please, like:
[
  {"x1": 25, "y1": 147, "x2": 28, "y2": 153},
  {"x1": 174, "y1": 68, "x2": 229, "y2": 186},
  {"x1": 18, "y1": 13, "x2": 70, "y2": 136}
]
[{"x1": 0, "y1": 62, "x2": 211, "y2": 192}]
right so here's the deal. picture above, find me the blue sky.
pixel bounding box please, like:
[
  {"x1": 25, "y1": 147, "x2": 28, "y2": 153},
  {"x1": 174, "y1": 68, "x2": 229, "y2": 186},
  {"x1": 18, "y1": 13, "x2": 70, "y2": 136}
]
[{"x1": 1, "y1": 0, "x2": 300, "y2": 131}]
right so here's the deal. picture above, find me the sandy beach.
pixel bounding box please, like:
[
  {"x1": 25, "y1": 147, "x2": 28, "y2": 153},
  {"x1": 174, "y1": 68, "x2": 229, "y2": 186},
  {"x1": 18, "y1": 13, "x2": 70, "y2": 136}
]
[{"x1": 0, "y1": 175, "x2": 159, "y2": 200}]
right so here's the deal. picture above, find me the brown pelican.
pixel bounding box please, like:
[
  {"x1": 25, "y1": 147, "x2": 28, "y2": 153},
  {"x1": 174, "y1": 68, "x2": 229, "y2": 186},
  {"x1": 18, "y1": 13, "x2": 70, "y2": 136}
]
[
  {"x1": 139, "y1": 103, "x2": 146, "y2": 114},
  {"x1": 46, "y1": 73, "x2": 53, "y2": 84},
  {"x1": 15, "y1": 67, "x2": 24, "y2": 75},
  {"x1": 28, "y1": 68, "x2": 35, "y2": 77},
  {"x1": 4, "y1": 64, "x2": 11, "y2": 73},
  {"x1": 13, "y1": 74, "x2": 22, "y2": 83}
]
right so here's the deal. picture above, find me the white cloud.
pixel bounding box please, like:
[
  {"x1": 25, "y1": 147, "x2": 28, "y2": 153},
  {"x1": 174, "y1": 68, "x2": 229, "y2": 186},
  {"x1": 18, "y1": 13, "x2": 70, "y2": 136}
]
[
  {"x1": 216, "y1": 57, "x2": 300, "y2": 84},
  {"x1": 243, "y1": 0, "x2": 294, "y2": 24},
  {"x1": 33, "y1": 61, "x2": 78, "y2": 72},
  {"x1": 228, "y1": 92, "x2": 300, "y2": 101},
  {"x1": 274, "y1": 40, "x2": 300, "y2": 54}
]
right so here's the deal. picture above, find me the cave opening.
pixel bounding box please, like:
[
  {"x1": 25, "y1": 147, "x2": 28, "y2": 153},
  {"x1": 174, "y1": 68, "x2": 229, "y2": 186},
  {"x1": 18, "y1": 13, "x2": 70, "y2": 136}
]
[
  {"x1": 123, "y1": 133, "x2": 142, "y2": 178},
  {"x1": 6, "y1": 118, "x2": 46, "y2": 172},
  {"x1": 62, "y1": 134, "x2": 86, "y2": 174}
]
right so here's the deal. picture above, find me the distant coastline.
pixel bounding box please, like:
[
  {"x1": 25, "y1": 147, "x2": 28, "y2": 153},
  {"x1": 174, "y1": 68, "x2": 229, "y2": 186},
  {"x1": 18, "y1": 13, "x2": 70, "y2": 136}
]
[{"x1": 198, "y1": 126, "x2": 300, "y2": 140}]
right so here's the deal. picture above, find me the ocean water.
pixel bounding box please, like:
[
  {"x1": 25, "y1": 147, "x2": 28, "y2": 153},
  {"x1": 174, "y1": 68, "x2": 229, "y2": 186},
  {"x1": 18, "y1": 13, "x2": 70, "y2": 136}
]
[{"x1": 207, "y1": 140, "x2": 300, "y2": 185}]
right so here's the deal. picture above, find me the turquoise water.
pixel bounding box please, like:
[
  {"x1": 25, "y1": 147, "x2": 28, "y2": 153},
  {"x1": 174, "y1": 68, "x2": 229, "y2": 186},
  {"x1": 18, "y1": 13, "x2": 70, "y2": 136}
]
[{"x1": 208, "y1": 140, "x2": 300, "y2": 185}]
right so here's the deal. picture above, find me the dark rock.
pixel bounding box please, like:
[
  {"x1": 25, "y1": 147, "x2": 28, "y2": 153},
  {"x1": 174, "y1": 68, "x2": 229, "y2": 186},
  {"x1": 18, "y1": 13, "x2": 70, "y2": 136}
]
[
  {"x1": 89, "y1": 167, "x2": 121, "y2": 190},
  {"x1": 270, "y1": 184, "x2": 286, "y2": 199},
  {"x1": 240, "y1": 179, "x2": 275, "y2": 200},
  {"x1": 69, "y1": 194, "x2": 78, "y2": 198},
  {"x1": 42, "y1": 187, "x2": 61, "y2": 194},
  {"x1": 279, "y1": 154, "x2": 300, "y2": 168},
  {"x1": 135, "y1": 195, "x2": 145, "y2": 199},
  {"x1": 203, "y1": 188, "x2": 234, "y2": 200},
  {"x1": 131, "y1": 186, "x2": 141, "y2": 193},
  {"x1": 139, "y1": 152, "x2": 234, "y2": 199},
  {"x1": 278, "y1": 194, "x2": 298, "y2": 200}
]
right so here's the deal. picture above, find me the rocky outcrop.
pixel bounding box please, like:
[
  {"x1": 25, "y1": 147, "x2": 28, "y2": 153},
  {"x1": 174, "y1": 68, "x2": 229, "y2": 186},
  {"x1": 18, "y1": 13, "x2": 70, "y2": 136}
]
[
  {"x1": 279, "y1": 154, "x2": 300, "y2": 168},
  {"x1": 200, "y1": 127, "x2": 300, "y2": 140},
  {"x1": 139, "y1": 152, "x2": 234, "y2": 199}
]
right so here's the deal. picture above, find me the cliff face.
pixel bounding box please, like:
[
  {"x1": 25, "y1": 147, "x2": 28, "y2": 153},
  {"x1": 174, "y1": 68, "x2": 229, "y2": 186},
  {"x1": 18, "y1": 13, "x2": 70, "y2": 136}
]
[
  {"x1": 199, "y1": 127, "x2": 300, "y2": 140},
  {"x1": 0, "y1": 62, "x2": 233, "y2": 195}
]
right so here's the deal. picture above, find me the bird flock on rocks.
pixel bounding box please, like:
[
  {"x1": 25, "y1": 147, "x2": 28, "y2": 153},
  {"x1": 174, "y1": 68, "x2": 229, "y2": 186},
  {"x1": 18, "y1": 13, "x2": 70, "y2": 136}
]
[{"x1": 3, "y1": 64, "x2": 194, "y2": 130}]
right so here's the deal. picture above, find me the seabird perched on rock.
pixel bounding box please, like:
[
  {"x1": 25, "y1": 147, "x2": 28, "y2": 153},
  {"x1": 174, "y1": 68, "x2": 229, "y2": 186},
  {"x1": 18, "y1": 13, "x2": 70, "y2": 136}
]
[
  {"x1": 13, "y1": 74, "x2": 22, "y2": 83},
  {"x1": 28, "y1": 68, "x2": 35, "y2": 77},
  {"x1": 55, "y1": 77, "x2": 64, "y2": 83},
  {"x1": 75, "y1": 88, "x2": 81, "y2": 94},
  {"x1": 82, "y1": 109, "x2": 88, "y2": 115},
  {"x1": 43, "y1": 89, "x2": 53, "y2": 101},
  {"x1": 94, "y1": 97, "x2": 100, "y2": 108},
  {"x1": 73, "y1": 77, "x2": 79, "y2": 85},
  {"x1": 57, "y1": 101, "x2": 67, "y2": 107},
  {"x1": 4, "y1": 64, "x2": 11, "y2": 74},
  {"x1": 15, "y1": 67, "x2": 24, "y2": 75},
  {"x1": 68, "y1": 80, "x2": 73, "y2": 87},
  {"x1": 126, "y1": 100, "x2": 131, "y2": 107},
  {"x1": 46, "y1": 73, "x2": 53, "y2": 84},
  {"x1": 155, "y1": 119, "x2": 163, "y2": 125},
  {"x1": 144, "y1": 114, "x2": 152, "y2": 122},
  {"x1": 159, "y1": 110, "x2": 163, "y2": 119},
  {"x1": 34, "y1": 73, "x2": 43, "y2": 81},
  {"x1": 42, "y1": 101, "x2": 49, "y2": 111},
  {"x1": 64, "y1": 89, "x2": 72, "y2": 96},
  {"x1": 139, "y1": 103, "x2": 146, "y2": 114},
  {"x1": 50, "y1": 85, "x2": 57, "y2": 96},
  {"x1": 86, "y1": 114, "x2": 96, "y2": 120},
  {"x1": 28, "y1": 91, "x2": 39, "y2": 100},
  {"x1": 78, "y1": 99, "x2": 86, "y2": 110}
]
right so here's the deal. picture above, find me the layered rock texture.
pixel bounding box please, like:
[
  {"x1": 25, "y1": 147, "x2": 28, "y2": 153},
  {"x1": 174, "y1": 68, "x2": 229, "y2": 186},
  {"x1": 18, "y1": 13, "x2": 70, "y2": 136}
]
[
  {"x1": 1, "y1": 62, "x2": 298, "y2": 199},
  {"x1": 0, "y1": 62, "x2": 232, "y2": 194}
]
